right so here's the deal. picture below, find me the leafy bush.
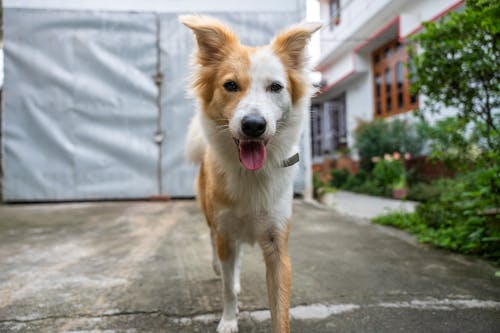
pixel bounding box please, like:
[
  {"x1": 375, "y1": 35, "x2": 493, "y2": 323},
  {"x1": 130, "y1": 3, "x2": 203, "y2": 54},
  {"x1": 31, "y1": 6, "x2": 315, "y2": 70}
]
[
  {"x1": 350, "y1": 179, "x2": 386, "y2": 197},
  {"x1": 416, "y1": 117, "x2": 488, "y2": 172},
  {"x1": 354, "y1": 119, "x2": 423, "y2": 171},
  {"x1": 330, "y1": 168, "x2": 350, "y2": 188},
  {"x1": 373, "y1": 165, "x2": 500, "y2": 263},
  {"x1": 312, "y1": 171, "x2": 325, "y2": 198},
  {"x1": 341, "y1": 170, "x2": 386, "y2": 197},
  {"x1": 372, "y1": 153, "x2": 407, "y2": 192},
  {"x1": 313, "y1": 171, "x2": 337, "y2": 198},
  {"x1": 410, "y1": 0, "x2": 499, "y2": 153},
  {"x1": 406, "y1": 181, "x2": 447, "y2": 202}
]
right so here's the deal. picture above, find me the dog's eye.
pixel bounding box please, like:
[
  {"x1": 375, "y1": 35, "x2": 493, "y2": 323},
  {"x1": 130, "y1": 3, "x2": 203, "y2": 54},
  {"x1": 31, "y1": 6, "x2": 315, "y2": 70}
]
[
  {"x1": 268, "y1": 82, "x2": 283, "y2": 93},
  {"x1": 223, "y1": 81, "x2": 239, "y2": 92}
]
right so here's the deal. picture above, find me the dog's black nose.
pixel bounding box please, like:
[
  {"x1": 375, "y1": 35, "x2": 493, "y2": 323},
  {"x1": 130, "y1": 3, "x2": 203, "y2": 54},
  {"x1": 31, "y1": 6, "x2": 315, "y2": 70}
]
[{"x1": 241, "y1": 115, "x2": 267, "y2": 138}]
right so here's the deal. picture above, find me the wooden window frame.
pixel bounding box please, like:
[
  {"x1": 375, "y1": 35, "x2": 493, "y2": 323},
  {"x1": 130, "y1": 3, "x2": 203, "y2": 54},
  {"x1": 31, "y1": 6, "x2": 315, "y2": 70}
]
[{"x1": 372, "y1": 39, "x2": 418, "y2": 118}]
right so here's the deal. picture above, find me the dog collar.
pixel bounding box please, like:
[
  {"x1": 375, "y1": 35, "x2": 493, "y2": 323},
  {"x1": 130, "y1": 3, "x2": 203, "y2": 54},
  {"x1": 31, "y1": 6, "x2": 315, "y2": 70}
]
[{"x1": 281, "y1": 153, "x2": 300, "y2": 168}]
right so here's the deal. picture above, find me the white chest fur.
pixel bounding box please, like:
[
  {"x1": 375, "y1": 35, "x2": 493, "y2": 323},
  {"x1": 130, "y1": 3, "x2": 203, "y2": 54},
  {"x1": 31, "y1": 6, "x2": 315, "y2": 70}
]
[{"x1": 216, "y1": 164, "x2": 297, "y2": 244}]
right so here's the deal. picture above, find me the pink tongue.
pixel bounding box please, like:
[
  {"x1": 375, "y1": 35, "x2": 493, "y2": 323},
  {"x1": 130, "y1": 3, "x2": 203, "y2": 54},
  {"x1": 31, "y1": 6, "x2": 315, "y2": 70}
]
[{"x1": 239, "y1": 141, "x2": 267, "y2": 171}]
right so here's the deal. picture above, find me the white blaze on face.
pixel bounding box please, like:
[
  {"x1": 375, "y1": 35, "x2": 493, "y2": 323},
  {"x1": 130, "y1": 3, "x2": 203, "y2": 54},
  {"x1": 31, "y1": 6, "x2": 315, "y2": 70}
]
[
  {"x1": 230, "y1": 47, "x2": 292, "y2": 171},
  {"x1": 230, "y1": 47, "x2": 291, "y2": 140}
]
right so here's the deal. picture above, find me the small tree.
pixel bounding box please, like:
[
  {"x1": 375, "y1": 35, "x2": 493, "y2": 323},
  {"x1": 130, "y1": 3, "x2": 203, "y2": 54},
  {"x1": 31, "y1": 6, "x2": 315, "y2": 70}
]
[
  {"x1": 410, "y1": 0, "x2": 499, "y2": 226},
  {"x1": 409, "y1": 0, "x2": 499, "y2": 153}
]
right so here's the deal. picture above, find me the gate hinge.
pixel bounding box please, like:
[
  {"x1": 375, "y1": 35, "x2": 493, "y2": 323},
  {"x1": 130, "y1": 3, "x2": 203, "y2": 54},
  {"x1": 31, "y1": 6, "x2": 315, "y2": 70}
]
[
  {"x1": 154, "y1": 131, "x2": 164, "y2": 144},
  {"x1": 153, "y1": 73, "x2": 163, "y2": 86}
]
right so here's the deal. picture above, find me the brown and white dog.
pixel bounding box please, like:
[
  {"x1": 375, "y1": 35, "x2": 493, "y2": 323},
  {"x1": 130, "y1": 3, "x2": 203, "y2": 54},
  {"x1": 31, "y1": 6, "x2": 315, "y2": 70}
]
[{"x1": 181, "y1": 15, "x2": 320, "y2": 333}]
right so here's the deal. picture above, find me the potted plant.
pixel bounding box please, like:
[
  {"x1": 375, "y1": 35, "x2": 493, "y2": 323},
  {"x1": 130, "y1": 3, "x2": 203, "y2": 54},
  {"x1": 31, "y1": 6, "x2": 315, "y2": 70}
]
[
  {"x1": 392, "y1": 176, "x2": 408, "y2": 199},
  {"x1": 372, "y1": 152, "x2": 410, "y2": 199}
]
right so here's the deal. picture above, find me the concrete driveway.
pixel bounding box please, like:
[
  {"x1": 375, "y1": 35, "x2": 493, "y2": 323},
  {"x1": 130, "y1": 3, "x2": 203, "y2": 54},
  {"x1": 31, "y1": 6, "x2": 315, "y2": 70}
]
[{"x1": 0, "y1": 200, "x2": 499, "y2": 333}]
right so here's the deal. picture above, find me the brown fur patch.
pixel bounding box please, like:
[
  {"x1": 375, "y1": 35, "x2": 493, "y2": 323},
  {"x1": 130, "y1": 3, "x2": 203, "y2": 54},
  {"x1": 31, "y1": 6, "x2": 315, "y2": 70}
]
[
  {"x1": 259, "y1": 223, "x2": 292, "y2": 333},
  {"x1": 286, "y1": 67, "x2": 307, "y2": 105},
  {"x1": 271, "y1": 23, "x2": 320, "y2": 106},
  {"x1": 197, "y1": 150, "x2": 234, "y2": 230},
  {"x1": 216, "y1": 233, "x2": 232, "y2": 261},
  {"x1": 195, "y1": 47, "x2": 253, "y2": 123},
  {"x1": 181, "y1": 15, "x2": 255, "y2": 122}
]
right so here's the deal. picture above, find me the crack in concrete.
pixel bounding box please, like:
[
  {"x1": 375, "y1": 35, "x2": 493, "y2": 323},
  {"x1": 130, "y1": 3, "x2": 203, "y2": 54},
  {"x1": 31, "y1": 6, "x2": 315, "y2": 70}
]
[
  {"x1": 2, "y1": 297, "x2": 499, "y2": 326},
  {"x1": 0, "y1": 310, "x2": 163, "y2": 324}
]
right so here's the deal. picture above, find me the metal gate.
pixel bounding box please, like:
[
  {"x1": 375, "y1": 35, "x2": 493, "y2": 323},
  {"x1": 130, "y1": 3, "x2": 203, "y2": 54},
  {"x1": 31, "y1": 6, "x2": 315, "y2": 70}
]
[{"x1": 2, "y1": 7, "x2": 305, "y2": 201}]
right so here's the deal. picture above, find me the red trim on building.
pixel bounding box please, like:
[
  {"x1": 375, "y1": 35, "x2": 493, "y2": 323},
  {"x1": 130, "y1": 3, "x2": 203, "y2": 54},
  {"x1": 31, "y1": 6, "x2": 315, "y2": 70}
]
[
  {"x1": 353, "y1": 16, "x2": 399, "y2": 53},
  {"x1": 316, "y1": 0, "x2": 464, "y2": 98},
  {"x1": 316, "y1": 16, "x2": 399, "y2": 97},
  {"x1": 316, "y1": 16, "x2": 399, "y2": 72},
  {"x1": 317, "y1": 69, "x2": 356, "y2": 95},
  {"x1": 402, "y1": 0, "x2": 465, "y2": 39}
]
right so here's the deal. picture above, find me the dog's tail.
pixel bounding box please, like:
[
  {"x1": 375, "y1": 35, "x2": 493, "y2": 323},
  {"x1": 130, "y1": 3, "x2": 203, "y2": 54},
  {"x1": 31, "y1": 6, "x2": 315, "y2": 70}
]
[{"x1": 185, "y1": 113, "x2": 206, "y2": 164}]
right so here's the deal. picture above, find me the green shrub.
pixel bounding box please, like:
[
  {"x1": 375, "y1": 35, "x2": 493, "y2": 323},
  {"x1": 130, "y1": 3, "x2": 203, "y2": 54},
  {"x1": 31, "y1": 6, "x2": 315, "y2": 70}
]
[
  {"x1": 372, "y1": 155, "x2": 406, "y2": 192},
  {"x1": 372, "y1": 212, "x2": 425, "y2": 234},
  {"x1": 312, "y1": 171, "x2": 324, "y2": 198},
  {"x1": 313, "y1": 171, "x2": 337, "y2": 198},
  {"x1": 353, "y1": 179, "x2": 387, "y2": 197},
  {"x1": 373, "y1": 165, "x2": 500, "y2": 263},
  {"x1": 330, "y1": 168, "x2": 350, "y2": 188},
  {"x1": 342, "y1": 170, "x2": 366, "y2": 189},
  {"x1": 354, "y1": 119, "x2": 423, "y2": 171},
  {"x1": 406, "y1": 181, "x2": 447, "y2": 202},
  {"x1": 342, "y1": 170, "x2": 386, "y2": 197}
]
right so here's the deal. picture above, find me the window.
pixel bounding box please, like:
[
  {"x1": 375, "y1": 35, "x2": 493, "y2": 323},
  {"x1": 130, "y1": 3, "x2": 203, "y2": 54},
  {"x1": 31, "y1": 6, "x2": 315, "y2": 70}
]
[
  {"x1": 329, "y1": 0, "x2": 341, "y2": 30},
  {"x1": 372, "y1": 39, "x2": 418, "y2": 118},
  {"x1": 311, "y1": 94, "x2": 347, "y2": 159}
]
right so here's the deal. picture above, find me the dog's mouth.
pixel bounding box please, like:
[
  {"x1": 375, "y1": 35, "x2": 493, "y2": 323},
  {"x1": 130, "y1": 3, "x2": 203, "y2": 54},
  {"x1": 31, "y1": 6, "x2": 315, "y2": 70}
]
[{"x1": 233, "y1": 138, "x2": 267, "y2": 171}]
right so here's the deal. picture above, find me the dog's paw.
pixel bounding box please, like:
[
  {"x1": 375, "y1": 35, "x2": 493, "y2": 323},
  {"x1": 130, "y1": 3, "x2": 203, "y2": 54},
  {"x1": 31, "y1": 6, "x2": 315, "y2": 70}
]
[{"x1": 216, "y1": 318, "x2": 238, "y2": 333}]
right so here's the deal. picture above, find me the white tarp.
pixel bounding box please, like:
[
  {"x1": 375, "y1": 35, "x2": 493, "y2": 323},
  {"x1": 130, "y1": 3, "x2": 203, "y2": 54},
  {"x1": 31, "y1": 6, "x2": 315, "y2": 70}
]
[{"x1": 2, "y1": 5, "x2": 307, "y2": 201}]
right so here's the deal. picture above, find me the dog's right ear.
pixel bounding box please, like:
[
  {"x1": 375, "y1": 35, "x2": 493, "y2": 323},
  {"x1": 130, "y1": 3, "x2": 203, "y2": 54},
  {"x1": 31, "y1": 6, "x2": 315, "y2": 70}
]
[{"x1": 180, "y1": 15, "x2": 239, "y2": 66}]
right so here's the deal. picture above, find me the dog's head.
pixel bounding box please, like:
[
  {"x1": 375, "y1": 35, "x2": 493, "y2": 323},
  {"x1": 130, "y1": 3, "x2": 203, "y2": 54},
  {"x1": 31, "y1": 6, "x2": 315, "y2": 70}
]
[{"x1": 181, "y1": 15, "x2": 321, "y2": 171}]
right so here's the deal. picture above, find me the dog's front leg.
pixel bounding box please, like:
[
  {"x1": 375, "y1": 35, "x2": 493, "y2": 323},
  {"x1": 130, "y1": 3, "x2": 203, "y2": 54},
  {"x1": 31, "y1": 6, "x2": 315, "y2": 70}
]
[
  {"x1": 259, "y1": 225, "x2": 291, "y2": 333},
  {"x1": 216, "y1": 233, "x2": 239, "y2": 333}
]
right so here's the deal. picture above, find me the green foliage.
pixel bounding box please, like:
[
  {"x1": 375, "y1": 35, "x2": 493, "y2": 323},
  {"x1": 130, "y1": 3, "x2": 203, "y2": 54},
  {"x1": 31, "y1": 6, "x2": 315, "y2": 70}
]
[
  {"x1": 347, "y1": 179, "x2": 386, "y2": 197},
  {"x1": 312, "y1": 171, "x2": 327, "y2": 198},
  {"x1": 372, "y1": 212, "x2": 425, "y2": 234},
  {"x1": 409, "y1": 0, "x2": 500, "y2": 151},
  {"x1": 330, "y1": 168, "x2": 350, "y2": 188},
  {"x1": 416, "y1": 117, "x2": 477, "y2": 171},
  {"x1": 373, "y1": 165, "x2": 500, "y2": 263},
  {"x1": 354, "y1": 119, "x2": 423, "y2": 171},
  {"x1": 341, "y1": 170, "x2": 387, "y2": 197},
  {"x1": 313, "y1": 171, "x2": 337, "y2": 198},
  {"x1": 313, "y1": 171, "x2": 324, "y2": 191},
  {"x1": 406, "y1": 181, "x2": 447, "y2": 203},
  {"x1": 372, "y1": 155, "x2": 406, "y2": 192},
  {"x1": 364, "y1": 1, "x2": 500, "y2": 262}
]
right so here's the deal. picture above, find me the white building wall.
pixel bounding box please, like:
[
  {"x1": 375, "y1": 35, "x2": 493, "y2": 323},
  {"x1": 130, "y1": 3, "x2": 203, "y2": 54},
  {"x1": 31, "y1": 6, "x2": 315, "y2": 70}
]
[
  {"x1": 345, "y1": 70, "x2": 373, "y2": 152},
  {"x1": 321, "y1": 52, "x2": 354, "y2": 85},
  {"x1": 319, "y1": 0, "x2": 393, "y2": 62},
  {"x1": 314, "y1": 0, "x2": 464, "y2": 161}
]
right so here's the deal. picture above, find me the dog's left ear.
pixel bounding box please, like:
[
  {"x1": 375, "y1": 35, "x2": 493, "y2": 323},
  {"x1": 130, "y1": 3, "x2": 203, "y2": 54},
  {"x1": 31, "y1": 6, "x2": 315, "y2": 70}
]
[{"x1": 272, "y1": 22, "x2": 322, "y2": 70}]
